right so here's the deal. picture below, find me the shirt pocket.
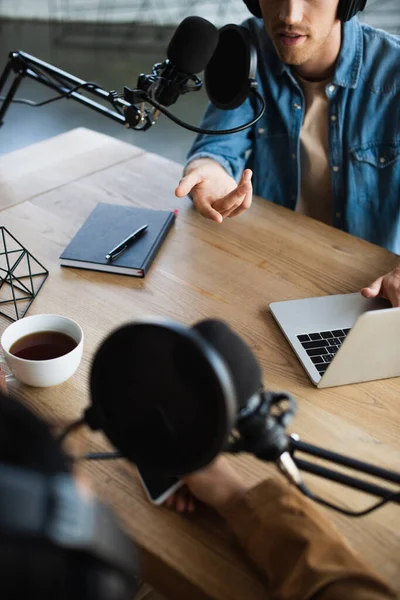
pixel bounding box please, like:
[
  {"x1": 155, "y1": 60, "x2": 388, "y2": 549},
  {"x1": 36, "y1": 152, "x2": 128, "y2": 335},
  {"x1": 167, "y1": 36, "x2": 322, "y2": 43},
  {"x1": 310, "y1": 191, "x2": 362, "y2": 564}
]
[{"x1": 350, "y1": 141, "x2": 400, "y2": 208}]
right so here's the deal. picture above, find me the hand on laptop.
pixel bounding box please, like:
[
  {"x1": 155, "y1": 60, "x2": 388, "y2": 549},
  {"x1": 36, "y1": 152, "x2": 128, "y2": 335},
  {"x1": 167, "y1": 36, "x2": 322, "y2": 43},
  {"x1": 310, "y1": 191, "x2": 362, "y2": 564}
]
[{"x1": 361, "y1": 264, "x2": 400, "y2": 307}]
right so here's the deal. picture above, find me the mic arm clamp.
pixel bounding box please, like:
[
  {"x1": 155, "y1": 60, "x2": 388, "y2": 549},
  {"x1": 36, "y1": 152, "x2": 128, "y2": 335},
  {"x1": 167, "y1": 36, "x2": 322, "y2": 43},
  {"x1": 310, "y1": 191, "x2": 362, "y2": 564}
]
[{"x1": 228, "y1": 391, "x2": 295, "y2": 461}]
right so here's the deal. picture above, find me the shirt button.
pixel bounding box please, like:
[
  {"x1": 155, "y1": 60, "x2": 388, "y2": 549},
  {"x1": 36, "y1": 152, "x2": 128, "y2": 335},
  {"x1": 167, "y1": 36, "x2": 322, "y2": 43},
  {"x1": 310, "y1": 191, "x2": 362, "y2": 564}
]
[
  {"x1": 293, "y1": 103, "x2": 302, "y2": 110},
  {"x1": 331, "y1": 115, "x2": 337, "y2": 122},
  {"x1": 379, "y1": 157, "x2": 386, "y2": 164},
  {"x1": 332, "y1": 166, "x2": 339, "y2": 172},
  {"x1": 258, "y1": 128, "x2": 265, "y2": 134},
  {"x1": 328, "y1": 85, "x2": 336, "y2": 93},
  {"x1": 336, "y1": 211, "x2": 341, "y2": 218},
  {"x1": 291, "y1": 153, "x2": 296, "y2": 159}
]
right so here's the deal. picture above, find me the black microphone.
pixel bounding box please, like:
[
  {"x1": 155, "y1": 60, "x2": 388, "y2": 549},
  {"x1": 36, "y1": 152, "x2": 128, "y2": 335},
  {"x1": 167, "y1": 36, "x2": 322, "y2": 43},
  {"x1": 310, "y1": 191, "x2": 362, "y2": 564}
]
[
  {"x1": 0, "y1": 19, "x2": 264, "y2": 136},
  {"x1": 192, "y1": 320, "x2": 295, "y2": 463},
  {"x1": 146, "y1": 16, "x2": 219, "y2": 107},
  {"x1": 125, "y1": 18, "x2": 265, "y2": 134},
  {"x1": 73, "y1": 319, "x2": 400, "y2": 517},
  {"x1": 0, "y1": 18, "x2": 264, "y2": 135},
  {"x1": 86, "y1": 319, "x2": 237, "y2": 475},
  {"x1": 191, "y1": 319, "x2": 262, "y2": 409}
]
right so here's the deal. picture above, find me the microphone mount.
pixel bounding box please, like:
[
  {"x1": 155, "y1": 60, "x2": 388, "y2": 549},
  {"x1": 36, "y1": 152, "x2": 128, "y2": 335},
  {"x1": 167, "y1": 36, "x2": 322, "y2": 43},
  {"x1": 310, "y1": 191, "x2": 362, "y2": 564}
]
[
  {"x1": 228, "y1": 391, "x2": 295, "y2": 461},
  {"x1": 228, "y1": 389, "x2": 400, "y2": 516},
  {"x1": 134, "y1": 60, "x2": 202, "y2": 106},
  {"x1": 0, "y1": 50, "x2": 265, "y2": 135}
]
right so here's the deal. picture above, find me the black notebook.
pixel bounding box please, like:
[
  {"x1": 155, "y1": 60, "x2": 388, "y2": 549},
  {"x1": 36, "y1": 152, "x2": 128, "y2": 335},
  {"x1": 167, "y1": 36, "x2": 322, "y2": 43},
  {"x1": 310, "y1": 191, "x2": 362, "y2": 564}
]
[{"x1": 60, "y1": 203, "x2": 176, "y2": 277}]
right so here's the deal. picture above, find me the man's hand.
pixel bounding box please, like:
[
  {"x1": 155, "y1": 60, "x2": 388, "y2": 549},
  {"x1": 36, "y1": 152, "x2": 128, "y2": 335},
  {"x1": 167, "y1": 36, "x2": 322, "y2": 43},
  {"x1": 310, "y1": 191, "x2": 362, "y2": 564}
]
[
  {"x1": 165, "y1": 456, "x2": 250, "y2": 513},
  {"x1": 175, "y1": 158, "x2": 253, "y2": 223},
  {"x1": 361, "y1": 264, "x2": 400, "y2": 307}
]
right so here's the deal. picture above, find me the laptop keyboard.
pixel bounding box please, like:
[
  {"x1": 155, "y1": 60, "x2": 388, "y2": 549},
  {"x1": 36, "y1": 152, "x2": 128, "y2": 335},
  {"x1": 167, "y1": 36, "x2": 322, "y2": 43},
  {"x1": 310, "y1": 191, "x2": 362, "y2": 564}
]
[{"x1": 297, "y1": 328, "x2": 351, "y2": 376}]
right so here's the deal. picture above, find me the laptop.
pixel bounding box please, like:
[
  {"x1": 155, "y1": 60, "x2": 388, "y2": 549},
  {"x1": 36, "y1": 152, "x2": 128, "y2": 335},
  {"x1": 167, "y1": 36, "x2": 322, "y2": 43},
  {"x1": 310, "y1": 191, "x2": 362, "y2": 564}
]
[{"x1": 269, "y1": 293, "x2": 400, "y2": 388}]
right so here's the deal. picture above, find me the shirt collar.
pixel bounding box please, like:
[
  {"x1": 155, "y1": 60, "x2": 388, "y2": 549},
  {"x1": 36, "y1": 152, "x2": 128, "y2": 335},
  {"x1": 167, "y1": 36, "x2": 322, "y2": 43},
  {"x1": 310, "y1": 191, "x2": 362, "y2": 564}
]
[
  {"x1": 273, "y1": 17, "x2": 363, "y2": 89},
  {"x1": 332, "y1": 18, "x2": 363, "y2": 89}
]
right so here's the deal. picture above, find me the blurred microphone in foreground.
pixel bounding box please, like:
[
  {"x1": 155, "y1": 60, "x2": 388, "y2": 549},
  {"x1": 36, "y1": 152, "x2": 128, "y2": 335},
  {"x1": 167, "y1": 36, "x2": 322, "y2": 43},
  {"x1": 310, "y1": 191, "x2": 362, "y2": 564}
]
[
  {"x1": 1, "y1": 315, "x2": 397, "y2": 598},
  {"x1": 73, "y1": 317, "x2": 398, "y2": 598}
]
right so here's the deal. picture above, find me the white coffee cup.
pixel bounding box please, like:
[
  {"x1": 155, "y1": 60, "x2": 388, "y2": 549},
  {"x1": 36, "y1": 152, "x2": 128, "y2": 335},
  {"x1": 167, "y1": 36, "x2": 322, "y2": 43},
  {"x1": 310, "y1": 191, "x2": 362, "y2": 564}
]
[{"x1": 0, "y1": 314, "x2": 84, "y2": 387}]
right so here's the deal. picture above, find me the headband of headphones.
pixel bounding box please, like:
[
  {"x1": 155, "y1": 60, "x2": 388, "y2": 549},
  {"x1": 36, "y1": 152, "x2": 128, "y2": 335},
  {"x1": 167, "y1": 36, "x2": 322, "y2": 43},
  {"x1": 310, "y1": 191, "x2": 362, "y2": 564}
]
[
  {"x1": 0, "y1": 463, "x2": 139, "y2": 599},
  {"x1": 243, "y1": 0, "x2": 367, "y2": 22}
]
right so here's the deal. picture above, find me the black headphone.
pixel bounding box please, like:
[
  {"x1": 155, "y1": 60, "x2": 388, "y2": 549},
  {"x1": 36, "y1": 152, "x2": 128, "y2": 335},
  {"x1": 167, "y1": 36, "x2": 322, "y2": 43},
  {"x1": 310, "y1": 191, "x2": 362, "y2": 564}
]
[
  {"x1": 0, "y1": 463, "x2": 140, "y2": 600},
  {"x1": 243, "y1": 0, "x2": 367, "y2": 22}
]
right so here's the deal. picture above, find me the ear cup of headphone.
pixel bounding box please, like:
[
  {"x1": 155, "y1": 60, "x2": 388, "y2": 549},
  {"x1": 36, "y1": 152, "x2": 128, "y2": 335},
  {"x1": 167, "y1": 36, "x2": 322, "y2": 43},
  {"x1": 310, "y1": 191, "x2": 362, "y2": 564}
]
[
  {"x1": 338, "y1": 0, "x2": 367, "y2": 22},
  {"x1": 242, "y1": 0, "x2": 367, "y2": 22},
  {"x1": 243, "y1": 0, "x2": 262, "y2": 18}
]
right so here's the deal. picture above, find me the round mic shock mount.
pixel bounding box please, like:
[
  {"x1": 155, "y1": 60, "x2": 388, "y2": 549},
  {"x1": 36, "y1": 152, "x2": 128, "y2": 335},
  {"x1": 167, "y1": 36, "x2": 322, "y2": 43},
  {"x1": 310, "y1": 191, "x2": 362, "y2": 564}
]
[{"x1": 227, "y1": 391, "x2": 296, "y2": 461}]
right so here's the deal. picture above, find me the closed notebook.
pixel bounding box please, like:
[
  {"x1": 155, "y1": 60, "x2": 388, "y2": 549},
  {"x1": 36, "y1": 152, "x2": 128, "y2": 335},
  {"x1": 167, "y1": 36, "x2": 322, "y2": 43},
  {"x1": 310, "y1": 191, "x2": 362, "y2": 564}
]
[{"x1": 60, "y1": 203, "x2": 176, "y2": 277}]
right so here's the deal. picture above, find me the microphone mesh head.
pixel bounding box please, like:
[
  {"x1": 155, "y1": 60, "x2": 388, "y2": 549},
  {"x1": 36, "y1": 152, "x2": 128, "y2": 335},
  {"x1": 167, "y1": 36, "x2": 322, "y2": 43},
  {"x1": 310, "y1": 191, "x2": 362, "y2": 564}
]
[
  {"x1": 205, "y1": 25, "x2": 255, "y2": 110},
  {"x1": 89, "y1": 321, "x2": 236, "y2": 476},
  {"x1": 167, "y1": 16, "x2": 219, "y2": 74}
]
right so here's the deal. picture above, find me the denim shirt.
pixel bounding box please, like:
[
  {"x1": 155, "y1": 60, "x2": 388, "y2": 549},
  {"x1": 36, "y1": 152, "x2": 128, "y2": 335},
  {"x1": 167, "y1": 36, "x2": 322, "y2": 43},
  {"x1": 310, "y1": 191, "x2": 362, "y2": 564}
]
[{"x1": 187, "y1": 18, "x2": 400, "y2": 254}]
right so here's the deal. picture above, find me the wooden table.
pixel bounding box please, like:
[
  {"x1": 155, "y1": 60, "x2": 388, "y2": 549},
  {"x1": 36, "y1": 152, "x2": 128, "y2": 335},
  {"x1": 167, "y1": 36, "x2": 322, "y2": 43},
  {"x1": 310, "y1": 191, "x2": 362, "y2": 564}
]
[{"x1": 1, "y1": 128, "x2": 399, "y2": 599}]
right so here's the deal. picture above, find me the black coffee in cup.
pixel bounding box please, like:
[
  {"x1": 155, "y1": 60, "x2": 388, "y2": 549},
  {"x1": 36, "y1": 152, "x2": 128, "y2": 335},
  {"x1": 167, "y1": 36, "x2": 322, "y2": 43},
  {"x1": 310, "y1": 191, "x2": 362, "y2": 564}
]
[{"x1": 9, "y1": 331, "x2": 77, "y2": 361}]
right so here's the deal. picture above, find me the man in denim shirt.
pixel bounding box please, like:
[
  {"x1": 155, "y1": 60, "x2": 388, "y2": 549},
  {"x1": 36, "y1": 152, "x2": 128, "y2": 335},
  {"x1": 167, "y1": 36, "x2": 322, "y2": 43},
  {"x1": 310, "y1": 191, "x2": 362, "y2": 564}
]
[{"x1": 175, "y1": 0, "x2": 400, "y2": 305}]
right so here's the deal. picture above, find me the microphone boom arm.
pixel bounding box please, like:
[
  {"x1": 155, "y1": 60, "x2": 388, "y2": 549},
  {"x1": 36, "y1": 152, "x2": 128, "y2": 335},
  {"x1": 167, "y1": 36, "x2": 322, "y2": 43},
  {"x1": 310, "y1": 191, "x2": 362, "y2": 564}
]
[
  {"x1": 0, "y1": 50, "x2": 148, "y2": 129},
  {"x1": 290, "y1": 437, "x2": 400, "y2": 504},
  {"x1": 229, "y1": 391, "x2": 400, "y2": 515},
  {"x1": 0, "y1": 50, "x2": 265, "y2": 135}
]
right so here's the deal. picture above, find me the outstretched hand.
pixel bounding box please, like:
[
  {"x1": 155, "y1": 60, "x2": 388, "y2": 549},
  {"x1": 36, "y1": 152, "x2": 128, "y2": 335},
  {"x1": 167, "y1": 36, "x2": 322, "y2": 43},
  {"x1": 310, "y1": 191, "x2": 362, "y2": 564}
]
[{"x1": 175, "y1": 159, "x2": 253, "y2": 223}]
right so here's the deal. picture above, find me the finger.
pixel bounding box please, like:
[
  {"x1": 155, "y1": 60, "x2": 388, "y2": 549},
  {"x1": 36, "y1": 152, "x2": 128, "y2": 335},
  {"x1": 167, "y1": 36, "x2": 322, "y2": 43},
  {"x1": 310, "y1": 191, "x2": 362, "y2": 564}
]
[
  {"x1": 241, "y1": 168, "x2": 253, "y2": 184},
  {"x1": 187, "y1": 497, "x2": 196, "y2": 512},
  {"x1": 175, "y1": 172, "x2": 203, "y2": 198},
  {"x1": 214, "y1": 170, "x2": 252, "y2": 216},
  {"x1": 226, "y1": 176, "x2": 253, "y2": 218},
  {"x1": 361, "y1": 276, "x2": 384, "y2": 298},
  {"x1": 388, "y1": 295, "x2": 400, "y2": 308},
  {"x1": 219, "y1": 184, "x2": 252, "y2": 218},
  {"x1": 214, "y1": 183, "x2": 251, "y2": 217},
  {"x1": 176, "y1": 494, "x2": 187, "y2": 512},
  {"x1": 165, "y1": 495, "x2": 175, "y2": 508},
  {"x1": 193, "y1": 197, "x2": 223, "y2": 223},
  {"x1": 385, "y1": 284, "x2": 400, "y2": 308}
]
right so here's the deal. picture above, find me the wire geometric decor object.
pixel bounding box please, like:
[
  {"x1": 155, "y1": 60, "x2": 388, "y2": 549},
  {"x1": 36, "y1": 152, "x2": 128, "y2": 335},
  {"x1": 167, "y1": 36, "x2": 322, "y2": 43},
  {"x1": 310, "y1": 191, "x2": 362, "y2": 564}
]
[{"x1": 0, "y1": 227, "x2": 49, "y2": 321}]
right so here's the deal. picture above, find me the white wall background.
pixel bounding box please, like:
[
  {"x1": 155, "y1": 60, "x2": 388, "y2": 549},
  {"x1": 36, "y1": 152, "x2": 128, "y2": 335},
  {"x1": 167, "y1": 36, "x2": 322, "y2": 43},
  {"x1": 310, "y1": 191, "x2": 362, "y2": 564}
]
[
  {"x1": 0, "y1": 0, "x2": 250, "y2": 26},
  {"x1": 0, "y1": 0, "x2": 399, "y2": 32}
]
